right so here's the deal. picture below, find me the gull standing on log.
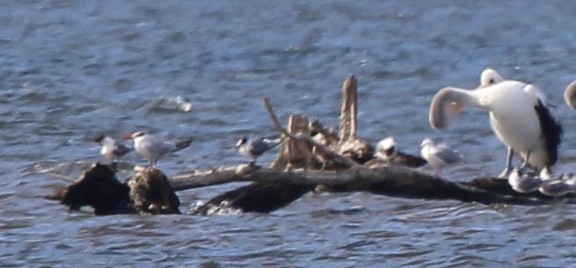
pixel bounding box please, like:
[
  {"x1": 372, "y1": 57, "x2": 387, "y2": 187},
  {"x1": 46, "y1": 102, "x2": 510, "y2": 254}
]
[
  {"x1": 123, "y1": 131, "x2": 193, "y2": 166},
  {"x1": 94, "y1": 134, "x2": 133, "y2": 162},
  {"x1": 507, "y1": 168, "x2": 542, "y2": 193},
  {"x1": 420, "y1": 138, "x2": 462, "y2": 176},
  {"x1": 429, "y1": 69, "x2": 563, "y2": 177},
  {"x1": 374, "y1": 137, "x2": 397, "y2": 164},
  {"x1": 234, "y1": 137, "x2": 281, "y2": 165}
]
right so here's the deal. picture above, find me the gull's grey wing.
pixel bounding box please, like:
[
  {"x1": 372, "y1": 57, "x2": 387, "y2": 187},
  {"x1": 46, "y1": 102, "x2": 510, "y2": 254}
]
[
  {"x1": 113, "y1": 143, "x2": 133, "y2": 157},
  {"x1": 249, "y1": 138, "x2": 280, "y2": 156},
  {"x1": 435, "y1": 144, "x2": 462, "y2": 164}
]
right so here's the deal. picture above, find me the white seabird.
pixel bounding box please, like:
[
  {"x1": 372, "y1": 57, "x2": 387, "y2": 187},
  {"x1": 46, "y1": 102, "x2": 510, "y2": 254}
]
[
  {"x1": 420, "y1": 138, "x2": 462, "y2": 176},
  {"x1": 429, "y1": 69, "x2": 563, "y2": 177},
  {"x1": 94, "y1": 134, "x2": 133, "y2": 162},
  {"x1": 507, "y1": 168, "x2": 542, "y2": 193},
  {"x1": 374, "y1": 137, "x2": 397, "y2": 164},
  {"x1": 123, "y1": 131, "x2": 193, "y2": 166},
  {"x1": 234, "y1": 137, "x2": 281, "y2": 165}
]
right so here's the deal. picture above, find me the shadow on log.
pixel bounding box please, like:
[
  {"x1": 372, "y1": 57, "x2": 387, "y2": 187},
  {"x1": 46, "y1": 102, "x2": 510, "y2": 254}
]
[
  {"x1": 47, "y1": 163, "x2": 181, "y2": 215},
  {"x1": 194, "y1": 181, "x2": 314, "y2": 215}
]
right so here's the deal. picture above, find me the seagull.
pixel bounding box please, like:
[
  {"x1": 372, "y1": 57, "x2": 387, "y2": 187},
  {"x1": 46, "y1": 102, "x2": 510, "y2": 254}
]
[
  {"x1": 374, "y1": 137, "x2": 397, "y2": 164},
  {"x1": 123, "y1": 131, "x2": 193, "y2": 166},
  {"x1": 429, "y1": 68, "x2": 563, "y2": 177},
  {"x1": 234, "y1": 137, "x2": 281, "y2": 165},
  {"x1": 420, "y1": 138, "x2": 462, "y2": 176},
  {"x1": 539, "y1": 179, "x2": 575, "y2": 197},
  {"x1": 507, "y1": 168, "x2": 542, "y2": 193},
  {"x1": 93, "y1": 134, "x2": 133, "y2": 162}
]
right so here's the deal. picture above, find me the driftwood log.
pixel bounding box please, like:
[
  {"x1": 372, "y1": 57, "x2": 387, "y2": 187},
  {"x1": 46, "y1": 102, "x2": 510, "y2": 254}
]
[
  {"x1": 48, "y1": 75, "x2": 576, "y2": 216},
  {"x1": 47, "y1": 163, "x2": 181, "y2": 215}
]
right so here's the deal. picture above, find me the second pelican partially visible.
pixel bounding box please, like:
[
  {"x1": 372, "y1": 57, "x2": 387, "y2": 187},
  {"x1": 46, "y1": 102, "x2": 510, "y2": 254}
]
[{"x1": 429, "y1": 69, "x2": 563, "y2": 177}]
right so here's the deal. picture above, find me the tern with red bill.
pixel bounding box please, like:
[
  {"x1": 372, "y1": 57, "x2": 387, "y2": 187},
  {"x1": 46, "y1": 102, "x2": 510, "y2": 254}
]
[{"x1": 123, "y1": 131, "x2": 193, "y2": 166}]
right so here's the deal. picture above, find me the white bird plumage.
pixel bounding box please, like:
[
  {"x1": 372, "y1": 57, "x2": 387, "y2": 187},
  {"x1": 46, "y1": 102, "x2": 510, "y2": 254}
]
[
  {"x1": 507, "y1": 168, "x2": 542, "y2": 193},
  {"x1": 420, "y1": 138, "x2": 462, "y2": 176},
  {"x1": 94, "y1": 134, "x2": 132, "y2": 162},
  {"x1": 123, "y1": 131, "x2": 193, "y2": 166},
  {"x1": 429, "y1": 68, "x2": 562, "y2": 177},
  {"x1": 234, "y1": 137, "x2": 281, "y2": 165},
  {"x1": 374, "y1": 137, "x2": 397, "y2": 163},
  {"x1": 563, "y1": 80, "x2": 576, "y2": 110}
]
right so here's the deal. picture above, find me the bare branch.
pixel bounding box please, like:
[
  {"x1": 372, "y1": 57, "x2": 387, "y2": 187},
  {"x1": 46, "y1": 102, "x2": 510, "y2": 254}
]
[{"x1": 263, "y1": 97, "x2": 361, "y2": 168}]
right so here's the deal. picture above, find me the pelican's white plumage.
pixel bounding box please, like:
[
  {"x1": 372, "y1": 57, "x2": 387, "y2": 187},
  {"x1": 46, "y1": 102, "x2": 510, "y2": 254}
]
[
  {"x1": 429, "y1": 69, "x2": 562, "y2": 176},
  {"x1": 564, "y1": 80, "x2": 576, "y2": 110}
]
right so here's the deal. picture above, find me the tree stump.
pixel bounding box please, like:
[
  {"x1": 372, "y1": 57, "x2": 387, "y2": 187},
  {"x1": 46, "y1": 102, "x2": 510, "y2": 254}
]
[{"x1": 127, "y1": 167, "x2": 181, "y2": 215}]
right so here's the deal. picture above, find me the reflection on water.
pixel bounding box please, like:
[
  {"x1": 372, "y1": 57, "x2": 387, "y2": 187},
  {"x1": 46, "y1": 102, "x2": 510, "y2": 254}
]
[{"x1": 0, "y1": 0, "x2": 576, "y2": 266}]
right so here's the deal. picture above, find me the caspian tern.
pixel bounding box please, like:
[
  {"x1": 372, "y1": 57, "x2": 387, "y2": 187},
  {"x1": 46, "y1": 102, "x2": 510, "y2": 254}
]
[
  {"x1": 233, "y1": 137, "x2": 281, "y2": 165},
  {"x1": 420, "y1": 138, "x2": 462, "y2": 176},
  {"x1": 429, "y1": 68, "x2": 562, "y2": 177},
  {"x1": 123, "y1": 131, "x2": 193, "y2": 166},
  {"x1": 94, "y1": 134, "x2": 133, "y2": 162}
]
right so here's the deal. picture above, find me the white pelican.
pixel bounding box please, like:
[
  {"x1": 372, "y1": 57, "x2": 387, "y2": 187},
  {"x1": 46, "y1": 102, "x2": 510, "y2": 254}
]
[
  {"x1": 563, "y1": 80, "x2": 576, "y2": 110},
  {"x1": 374, "y1": 137, "x2": 397, "y2": 164},
  {"x1": 420, "y1": 138, "x2": 462, "y2": 176},
  {"x1": 429, "y1": 69, "x2": 563, "y2": 177}
]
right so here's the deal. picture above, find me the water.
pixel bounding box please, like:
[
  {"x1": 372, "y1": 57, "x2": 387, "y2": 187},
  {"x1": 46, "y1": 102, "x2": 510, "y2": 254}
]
[{"x1": 1, "y1": 0, "x2": 576, "y2": 266}]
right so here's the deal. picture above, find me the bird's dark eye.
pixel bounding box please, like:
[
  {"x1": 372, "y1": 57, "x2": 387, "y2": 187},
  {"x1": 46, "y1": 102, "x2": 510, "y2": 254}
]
[{"x1": 489, "y1": 78, "x2": 495, "y2": 84}]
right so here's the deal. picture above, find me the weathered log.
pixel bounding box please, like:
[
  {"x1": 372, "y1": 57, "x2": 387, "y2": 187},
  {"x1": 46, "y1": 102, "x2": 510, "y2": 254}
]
[
  {"x1": 47, "y1": 163, "x2": 181, "y2": 215},
  {"x1": 171, "y1": 165, "x2": 576, "y2": 207},
  {"x1": 46, "y1": 163, "x2": 135, "y2": 216}
]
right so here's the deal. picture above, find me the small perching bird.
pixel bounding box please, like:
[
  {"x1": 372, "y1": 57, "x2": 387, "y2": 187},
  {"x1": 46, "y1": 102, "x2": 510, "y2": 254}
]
[
  {"x1": 420, "y1": 138, "x2": 462, "y2": 176},
  {"x1": 234, "y1": 137, "x2": 281, "y2": 165},
  {"x1": 93, "y1": 134, "x2": 133, "y2": 163},
  {"x1": 123, "y1": 131, "x2": 193, "y2": 167},
  {"x1": 507, "y1": 168, "x2": 542, "y2": 194},
  {"x1": 374, "y1": 137, "x2": 397, "y2": 164},
  {"x1": 429, "y1": 68, "x2": 562, "y2": 177}
]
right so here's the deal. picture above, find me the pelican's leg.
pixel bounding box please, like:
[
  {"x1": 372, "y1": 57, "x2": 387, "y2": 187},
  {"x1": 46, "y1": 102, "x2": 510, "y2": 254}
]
[
  {"x1": 498, "y1": 147, "x2": 514, "y2": 178},
  {"x1": 519, "y1": 151, "x2": 532, "y2": 173}
]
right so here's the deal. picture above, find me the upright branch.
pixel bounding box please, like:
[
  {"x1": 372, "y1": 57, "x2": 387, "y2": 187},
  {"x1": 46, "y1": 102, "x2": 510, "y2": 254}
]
[
  {"x1": 264, "y1": 97, "x2": 361, "y2": 169},
  {"x1": 339, "y1": 75, "x2": 358, "y2": 141}
]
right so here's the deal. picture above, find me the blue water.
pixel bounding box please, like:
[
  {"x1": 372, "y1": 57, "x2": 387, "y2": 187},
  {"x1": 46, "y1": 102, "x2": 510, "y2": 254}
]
[{"x1": 1, "y1": 1, "x2": 576, "y2": 266}]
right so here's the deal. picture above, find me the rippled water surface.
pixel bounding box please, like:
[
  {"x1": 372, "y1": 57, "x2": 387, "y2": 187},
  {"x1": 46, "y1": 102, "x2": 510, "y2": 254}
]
[{"x1": 2, "y1": 1, "x2": 576, "y2": 266}]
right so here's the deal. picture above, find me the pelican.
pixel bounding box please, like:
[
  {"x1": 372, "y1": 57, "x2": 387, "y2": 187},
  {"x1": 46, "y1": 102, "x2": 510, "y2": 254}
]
[
  {"x1": 420, "y1": 138, "x2": 462, "y2": 176},
  {"x1": 429, "y1": 69, "x2": 563, "y2": 177},
  {"x1": 563, "y1": 80, "x2": 576, "y2": 110}
]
